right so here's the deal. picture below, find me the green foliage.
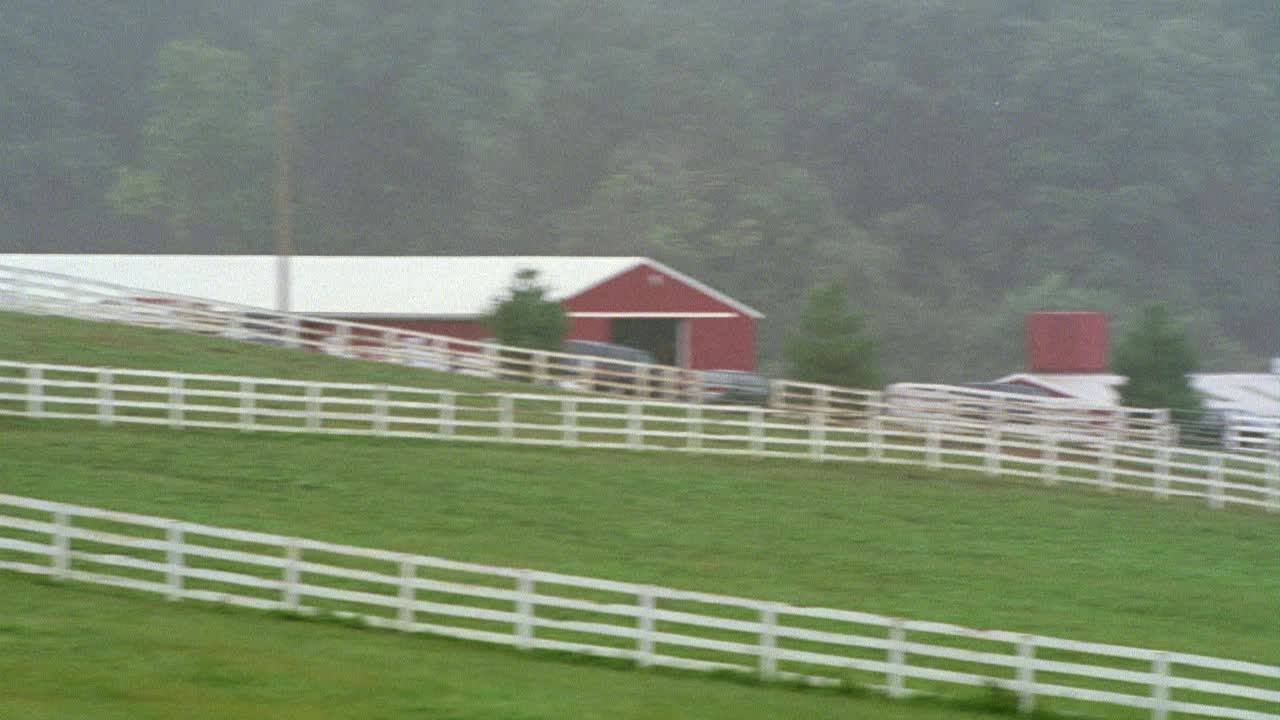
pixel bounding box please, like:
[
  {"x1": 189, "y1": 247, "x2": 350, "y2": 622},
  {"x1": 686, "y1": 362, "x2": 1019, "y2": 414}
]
[
  {"x1": 107, "y1": 39, "x2": 269, "y2": 248},
  {"x1": 786, "y1": 283, "x2": 881, "y2": 388},
  {"x1": 488, "y1": 269, "x2": 567, "y2": 351},
  {"x1": 1112, "y1": 304, "x2": 1201, "y2": 412},
  {"x1": 3, "y1": 2, "x2": 1278, "y2": 375}
]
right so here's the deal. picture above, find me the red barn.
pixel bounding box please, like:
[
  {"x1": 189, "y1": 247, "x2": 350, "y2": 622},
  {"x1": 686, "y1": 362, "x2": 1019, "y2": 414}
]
[{"x1": 0, "y1": 255, "x2": 762, "y2": 370}]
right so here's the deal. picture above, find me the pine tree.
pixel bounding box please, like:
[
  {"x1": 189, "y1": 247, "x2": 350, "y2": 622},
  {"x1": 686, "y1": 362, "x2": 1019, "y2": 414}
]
[
  {"x1": 785, "y1": 282, "x2": 881, "y2": 388},
  {"x1": 1112, "y1": 304, "x2": 1201, "y2": 412},
  {"x1": 488, "y1": 269, "x2": 567, "y2": 351}
]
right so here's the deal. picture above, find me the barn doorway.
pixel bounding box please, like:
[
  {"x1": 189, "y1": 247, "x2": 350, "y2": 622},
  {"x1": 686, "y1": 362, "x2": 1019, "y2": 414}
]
[{"x1": 611, "y1": 318, "x2": 681, "y2": 366}]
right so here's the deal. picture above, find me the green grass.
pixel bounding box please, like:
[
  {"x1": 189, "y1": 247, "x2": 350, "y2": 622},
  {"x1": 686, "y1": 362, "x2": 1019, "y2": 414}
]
[
  {"x1": 0, "y1": 573, "x2": 1018, "y2": 720},
  {"x1": 2, "y1": 309, "x2": 1277, "y2": 717},
  {"x1": 3, "y1": 418, "x2": 1275, "y2": 666},
  {"x1": 0, "y1": 310, "x2": 551, "y2": 394}
]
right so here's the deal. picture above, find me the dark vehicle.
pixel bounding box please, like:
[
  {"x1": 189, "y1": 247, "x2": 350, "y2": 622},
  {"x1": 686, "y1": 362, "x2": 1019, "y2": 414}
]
[
  {"x1": 702, "y1": 370, "x2": 772, "y2": 405},
  {"x1": 559, "y1": 340, "x2": 655, "y2": 392}
]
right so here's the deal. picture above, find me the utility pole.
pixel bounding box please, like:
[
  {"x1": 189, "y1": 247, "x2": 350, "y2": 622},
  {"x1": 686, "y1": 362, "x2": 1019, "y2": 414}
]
[{"x1": 274, "y1": 67, "x2": 294, "y2": 313}]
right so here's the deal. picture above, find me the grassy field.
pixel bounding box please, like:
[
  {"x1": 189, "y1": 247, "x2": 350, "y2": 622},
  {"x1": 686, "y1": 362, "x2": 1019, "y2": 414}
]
[
  {"x1": 3, "y1": 418, "x2": 1274, "y2": 665},
  {"x1": 0, "y1": 311, "x2": 548, "y2": 394},
  {"x1": 0, "y1": 573, "x2": 1017, "y2": 720},
  {"x1": 2, "y1": 310, "x2": 1277, "y2": 717}
]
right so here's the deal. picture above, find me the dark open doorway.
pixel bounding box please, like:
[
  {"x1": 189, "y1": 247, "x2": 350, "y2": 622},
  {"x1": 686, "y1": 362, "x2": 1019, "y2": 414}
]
[{"x1": 611, "y1": 318, "x2": 680, "y2": 366}]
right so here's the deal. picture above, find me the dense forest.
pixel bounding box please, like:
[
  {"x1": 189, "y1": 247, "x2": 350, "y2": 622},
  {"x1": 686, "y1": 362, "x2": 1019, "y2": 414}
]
[{"x1": 3, "y1": 1, "x2": 1276, "y2": 380}]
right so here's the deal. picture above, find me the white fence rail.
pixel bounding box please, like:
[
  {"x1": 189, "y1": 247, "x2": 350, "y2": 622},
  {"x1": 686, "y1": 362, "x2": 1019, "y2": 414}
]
[
  {"x1": 0, "y1": 263, "x2": 1210, "y2": 447},
  {"x1": 0, "y1": 493, "x2": 1275, "y2": 720},
  {"x1": 1223, "y1": 414, "x2": 1280, "y2": 455},
  {"x1": 1, "y1": 360, "x2": 1277, "y2": 513},
  {"x1": 884, "y1": 382, "x2": 1176, "y2": 446}
]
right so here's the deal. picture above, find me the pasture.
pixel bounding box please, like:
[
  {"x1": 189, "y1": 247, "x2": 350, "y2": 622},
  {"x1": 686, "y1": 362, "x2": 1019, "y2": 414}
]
[{"x1": 1, "y1": 310, "x2": 1275, "y2": 718}]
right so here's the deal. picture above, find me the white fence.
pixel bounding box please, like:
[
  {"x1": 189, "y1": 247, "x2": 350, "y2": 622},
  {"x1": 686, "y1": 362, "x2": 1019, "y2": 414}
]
[
  {"x1": 0, "y1": 493, "x2": 1275, "y2": 720},
  {"x1": 1223, "y1": 414, "x2": 1280, "y2": 455},
  {"x1": 1, "y1": 360, "x2": 1276, "y2": 513},
  {"x1": 0, "y1": 262, "x2": 1201, "y2": 445},
  {"x1": 884, "y1": 382, "x2": 1175, "y2": 445}
]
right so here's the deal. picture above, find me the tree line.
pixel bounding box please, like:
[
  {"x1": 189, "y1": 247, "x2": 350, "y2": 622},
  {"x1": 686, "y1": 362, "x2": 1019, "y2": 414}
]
[{"x1": 3, "y1": 1, "x2": 1276, "y2": 381}]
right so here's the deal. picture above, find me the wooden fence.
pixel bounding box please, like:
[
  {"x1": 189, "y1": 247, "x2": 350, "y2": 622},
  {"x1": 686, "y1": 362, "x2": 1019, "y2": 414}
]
[
  {"x1": 1, "y1": 361, "x2": 1276, "y2": 513},
  {"x1": 0, "y1": 262, "x2": 1196, "y2": 445},
  {"x1": 0, "y1": 493, "x2": 1275, "y2": 720}
]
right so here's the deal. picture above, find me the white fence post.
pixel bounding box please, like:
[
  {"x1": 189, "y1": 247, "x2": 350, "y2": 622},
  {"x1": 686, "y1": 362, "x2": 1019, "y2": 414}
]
[
  {"x1": 816, "y1": 385, "x2": 831, "y2": 415},
  {"x1": 627, "y1": 402, "x2": 643, "y2": 449},
  {"x1": 758, "y1": 604, "x2": 779, "y2": 681},
  {"x1": 52, "y1": 507, "x2": 71, "y2": 581},
  {"x1": 26, "y1": 366, "x2": 43, "y2": 417},
  {"x1": 1151, "y1": 652, "x2": 1171, "y2": 720},
  {"x1": 532, "y1": 352, "x2": 549, "y2": 386},
  {"x1": 166, "y1": 522, "x2": 184, "y2": 601},
  {"x1": 925, "y1": 422, "x2": 941, "y2": 469},
  {"x1": 1266, "y1": 452, "x2": 1280, "y2": 514},
  {"x1": 516, "y1": 571, "x2": 535, "y2": 650},
  {"x1": 482, "y1": 345, "x2": 499, "y2": 379},
  {"x1": 97, "y1": 369, "x2": 114, "y2": 426},
  {"x1": 869, "y1": 416, "x2": 884, "y2": 462},
  {"x1": 1099, "y1": 437, "x2": 1116, "y2": 491},
  {"x1": 305, "y1": 384, "x2": 321, "y2": 430},
  {"x1": 499, "y1": 395, "x2": 515, "y2": 441},
  {"x1": 286, "y1": 316, "x2": 302, "y2": 349},
  {"x1": 440, "y1": 391, "x2": 456, "y2": 437},
  {"x1": 750, "y1": 408, "x2": 765, "y2": 456},
  {"x1": 1017, "y1": 635, "x2": 1036, "y2": 714},
  {"x1": 984, "y1": 425, "x2": 1000, "y2": 475},
  {"x1": 283, "y1": 539, "x2": 301, "y2": 611},
  {"x1": 239, "y1": 381, "x2": 255, "y2": 432},
  {"x1": 1155, "y1": 446, "x2": 1171, "y2": 500},
  {"x1": 373, "y1": 385, "x2": 389, "y2": 435},
  {"x1": 1042, "y1": 434, "x2": 1059, "y2": 486},
  {"x1": 398, "y1": 557, "x2": 417, "y2": 630},
  {"x1": 381, "y1": 329, "x2": 397, "y2": 361},
  {"x1": 636, "y1": 587, "x2": 656, "y2": 668},
  {"x1": 887, "y1": 619, "x2": 907, "y2": 698},
  {"x1": 167, "y1": 376, "x2": 184, "y2": 429},
  {"x1": 809, "y1": 412, "x2": 826, "y2": 462},
  {"x1": 562, "y1": 398, "x2": 578, "y2": 448},
  {"x1": 335, "y1": 324, "x2": 352, "y2": 358},
  {"x1": 688, "y1": 406, "x2": 703, "y2": 451},
  {"x1": 1208, "y1": 455, "x2": 1224, "y2": 509}
]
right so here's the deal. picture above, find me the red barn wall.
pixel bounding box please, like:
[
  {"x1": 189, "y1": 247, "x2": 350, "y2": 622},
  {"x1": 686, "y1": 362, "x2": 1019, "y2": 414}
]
[
  {"x1": 688, "y1": 316, "x2": 756, "y2": 371},
  {"x1": 564, "y1": 263, "x2": 742, "y2": 315},
  {"x1": 568, "y1": 316, "x2": 610, "y2": 341}
]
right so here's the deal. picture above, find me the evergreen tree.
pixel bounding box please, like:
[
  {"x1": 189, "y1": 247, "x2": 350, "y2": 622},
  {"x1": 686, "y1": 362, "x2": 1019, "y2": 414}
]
[
  {"x1": 785, "y1": 282, "x2": 881, "y2": 388},
  {"x1": 1112, "y1": 304, "x2": 1201, "y2": 412},
  {"x1": 488, "y1": 269, "x2": 567, "y2": 351}
]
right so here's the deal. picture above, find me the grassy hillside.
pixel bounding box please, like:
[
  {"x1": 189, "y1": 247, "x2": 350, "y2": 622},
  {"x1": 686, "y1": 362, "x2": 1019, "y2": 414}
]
[
  {"x1": 0, "y1": 574, "x2": 1008, "y2": 720},
  {"x1": 2, "y1": 310, "x2": 1276, "y2": 718},
  {"x1": 0, "y1": 311, "x2": 542, "y2": 393},
  {"x1": 4, "y1": 418, "x2": 1274, "y2": 665}
]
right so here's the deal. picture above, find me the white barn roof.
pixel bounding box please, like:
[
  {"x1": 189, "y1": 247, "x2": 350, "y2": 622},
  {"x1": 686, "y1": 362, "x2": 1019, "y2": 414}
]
[
  {"x1": 0, "y1": 255, "x2": 762, "y2": 318},
  {"x1": 1190, "y1": 373, "x2": 1279, "y2": 418},
  {"x1": 996, "y1": 371, "x2": 1280, "y2": 417}
]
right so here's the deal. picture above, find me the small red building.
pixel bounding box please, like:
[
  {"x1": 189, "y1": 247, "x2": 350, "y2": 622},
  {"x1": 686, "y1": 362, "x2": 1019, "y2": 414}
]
[
  {"x1": 0, "y1": 254, "x2": 762, "y2": 370},
  {"x1": 1025, "y1": 311, "x2": 1108, "y2": 373}
]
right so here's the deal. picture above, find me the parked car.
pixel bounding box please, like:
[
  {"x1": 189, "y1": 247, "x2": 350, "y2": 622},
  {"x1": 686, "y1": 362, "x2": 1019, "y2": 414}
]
[
  {"x1": 701, "y1": 369, "x2": 772, "y2": 405},
  {"x1": 558, "y1": 340, "x2": 656, "y2": 393}
]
